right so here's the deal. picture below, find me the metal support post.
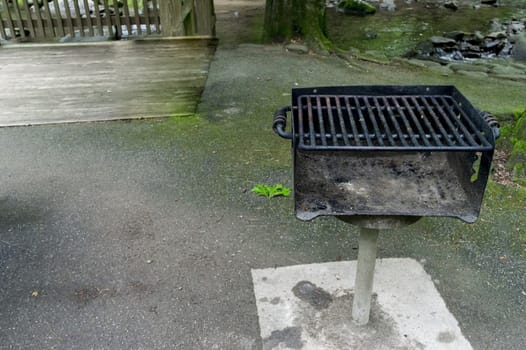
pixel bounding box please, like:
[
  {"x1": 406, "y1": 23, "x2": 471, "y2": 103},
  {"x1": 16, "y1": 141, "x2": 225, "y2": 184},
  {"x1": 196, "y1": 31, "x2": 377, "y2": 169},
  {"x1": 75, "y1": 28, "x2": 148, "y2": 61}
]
[{"x1": 352, "y1": 227, "x2": 379, "y2": 325}]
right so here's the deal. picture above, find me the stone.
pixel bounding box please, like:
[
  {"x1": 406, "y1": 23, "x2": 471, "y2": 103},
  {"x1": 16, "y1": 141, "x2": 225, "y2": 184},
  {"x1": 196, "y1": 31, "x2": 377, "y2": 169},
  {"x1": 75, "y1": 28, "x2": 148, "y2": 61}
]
[
  {"x1": 455, "y1": 70, "x2": 489, "y2": 79},
  {"x1": 508, "y1": 22, "x2": 525, "y2": 34},
  {"x1": 430, "y1": 36, "x2": 457, "y2": 46},
  {"x1": 379, "y1": 0, "x2": 396, "y2": 11},
  {"x1": 444, "y1": 1, "x2": 458, "y2": 11},
  {"x1": 365, "y1": 31, "x2": 377, "y2": 39},
  {"x1": 482, "y1": 39, "x2": 506, "y2": 52},
  {"x1": 491, "y1": 74, "x2": 526, "y2": 82},
  {"x1": 337, "y1": 0, "x2": 377, "y2": 15},
  {"x1": 511, "y1": 33, "x2": 526, "y2": 61},
  {"x1": 444, "y1": 31, "x2": 467, "y2": 41},
  {"x1": 285, "y1": 44, "x2": 309, "y2": 54},
  {"x1": 448, "y1": 63, "x2": 489, "y2": 73},
  {"x1": 489, "y1": 64, "x2": 526, "y2": 76},
  {"x1": 486, "y1": 31, "x2": 507, "y2": 39}
]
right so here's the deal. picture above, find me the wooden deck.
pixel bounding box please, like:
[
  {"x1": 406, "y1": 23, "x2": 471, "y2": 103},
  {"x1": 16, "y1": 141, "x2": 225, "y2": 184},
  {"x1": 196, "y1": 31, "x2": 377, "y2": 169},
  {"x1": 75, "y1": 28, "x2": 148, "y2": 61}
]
[{"x1": 0, "y1": 38, "x2": 216, "y2": 126}]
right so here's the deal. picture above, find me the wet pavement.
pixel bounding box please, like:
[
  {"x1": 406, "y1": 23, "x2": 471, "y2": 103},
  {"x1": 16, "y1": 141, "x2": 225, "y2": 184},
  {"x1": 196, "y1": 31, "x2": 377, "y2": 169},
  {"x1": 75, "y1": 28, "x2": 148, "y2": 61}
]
[{"x1": 1, "y1": 0, "x2": 526, "y2": 349}]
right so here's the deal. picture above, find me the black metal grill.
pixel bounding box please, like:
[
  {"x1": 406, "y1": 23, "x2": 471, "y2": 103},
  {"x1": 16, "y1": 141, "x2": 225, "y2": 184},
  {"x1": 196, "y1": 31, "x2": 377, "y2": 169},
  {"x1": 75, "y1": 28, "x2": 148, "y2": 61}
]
[{"x1": 273, "y1": 85, "x2": 500, "y2": 223}]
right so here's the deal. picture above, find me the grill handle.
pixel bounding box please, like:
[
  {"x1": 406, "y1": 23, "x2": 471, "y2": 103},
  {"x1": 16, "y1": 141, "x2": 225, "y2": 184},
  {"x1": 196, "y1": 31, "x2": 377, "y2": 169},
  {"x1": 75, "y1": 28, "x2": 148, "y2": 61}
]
[
  {"x1": 273, "y1": 106, "x2": 293, "y2": 139},
  {"x1": 479, "y1": 111, "x2": 500, "y2": 139}
]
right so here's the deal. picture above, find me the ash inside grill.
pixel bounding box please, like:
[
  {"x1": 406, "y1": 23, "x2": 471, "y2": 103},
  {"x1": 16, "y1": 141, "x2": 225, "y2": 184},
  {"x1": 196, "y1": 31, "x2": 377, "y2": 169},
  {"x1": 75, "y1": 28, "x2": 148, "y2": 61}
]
[{"x1": 295, "y1": 150, "x2": 482, "y2": 222}]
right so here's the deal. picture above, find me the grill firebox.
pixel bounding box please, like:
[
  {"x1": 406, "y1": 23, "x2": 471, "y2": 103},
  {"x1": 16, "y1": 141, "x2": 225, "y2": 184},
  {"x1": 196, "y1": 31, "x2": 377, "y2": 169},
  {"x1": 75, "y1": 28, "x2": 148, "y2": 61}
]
[{"x1": 273, "y1": 85, "x2": 499, "y2": 223}]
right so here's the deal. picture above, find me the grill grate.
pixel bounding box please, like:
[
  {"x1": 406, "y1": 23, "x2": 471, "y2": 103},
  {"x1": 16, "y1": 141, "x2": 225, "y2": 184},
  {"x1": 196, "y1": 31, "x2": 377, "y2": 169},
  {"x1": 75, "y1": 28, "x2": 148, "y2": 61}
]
[{"x1": 294, "y1": 94, "x2": 493, "y2": 151}]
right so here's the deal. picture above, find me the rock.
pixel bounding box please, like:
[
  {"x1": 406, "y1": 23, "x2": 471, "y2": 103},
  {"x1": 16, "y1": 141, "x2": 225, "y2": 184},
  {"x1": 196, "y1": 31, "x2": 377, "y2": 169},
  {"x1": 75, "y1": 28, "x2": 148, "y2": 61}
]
[
  {"x1": 489, "y1": 64, "x2": 526, "y2": 76},
  {"x1": 465, "y1": 36, "x2": 482, "y2": 45},
  {"x1": 444, "y1": 31, "x2": 467, "y2": 41},
  {"x1": 459, "y1": 41, "x2": 480, "y2": 52},
  {"x1": 365, "y1": 31, "x2": 377, "y2": 39},
  {"x1": 337, "y1": 0, "x2": 376, "y2": 15},
  {"x1": 379, "y1": 0, "x2": 396, "y2": 11},
  {"x1": 511, "y1": 33, "x2": 526, "y2": 61},
  {"x1": 448, "y1": 63, "x2": 489, "y2": 73},
  {"x1": 428, "y1": 65, "x2": 452, "y2": 76},
  {"x1": 508, "y1": 21, "x2": 525, "y2": 35},
  {"x1": 486, "y1": 31, "x2": 507, "y2": 39},
  {"x1": 463, "y1": 51, "x2": 482, "y2": 59},
  {"x1": 481, "y1": 0, "x2": 497, "y2": 5},
  {"x1": 444, "y1": 1, "x2": 458, "y2": 11},
  {"x1": 491, "y1": 74, "x2": 526, "y2": 82},
  {"x1": 489, "y1": 19, "x2": 502, "y2": 33},
  {"x1": 455, "y1": 70, "x2": 489, "y2": 79},
  {"x1": 482, "y1": 39, "x2": 506, "y2": 53},
  {"x1": 430, "y1": 36, "x2": 457, "y2": 46},
  {"x1": 285, "y1": 44, "x2": 309, "y2": 54}
]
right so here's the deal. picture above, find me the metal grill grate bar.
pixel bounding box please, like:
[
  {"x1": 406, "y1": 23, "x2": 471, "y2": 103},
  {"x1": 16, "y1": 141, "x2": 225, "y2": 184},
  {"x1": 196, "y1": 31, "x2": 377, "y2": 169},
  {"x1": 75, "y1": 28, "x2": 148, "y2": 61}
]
[
  {"x1": 440, "y1": 96, "x2": 492, "y2": 148},
  {"x1": 316, "y1": 96, "x2": 327, "y2": 146},
  {"x1": 325, "y1": 97, "x2": 339, "y2": 146},
  {"x1": 362, "y1": 97, "x2": 385, "y2": 146},
  {"x1": 344, "y1": 97, "x2": 362, "y2": 146},
  {"x1": 382, "y1": 97, "x2": 409, "y2": 147},
  {"x1": 419, "y1": 96, "x2": 455, "y2": 146},
  {"x1": 373, "y1": 97, "x2": 396, "y2": 146},
  {"x1": 353, "y1": 96, "x2": 374, "y2": 146},
  {"x1": 294, "y1": 93, "x2": 493, "y2": 150},
  {"x1": 335, "y1": 97, "x2": 351, "y2": 146},
  {"x1": 429, "y1": 96, "x2": 469, "y2": 147}
]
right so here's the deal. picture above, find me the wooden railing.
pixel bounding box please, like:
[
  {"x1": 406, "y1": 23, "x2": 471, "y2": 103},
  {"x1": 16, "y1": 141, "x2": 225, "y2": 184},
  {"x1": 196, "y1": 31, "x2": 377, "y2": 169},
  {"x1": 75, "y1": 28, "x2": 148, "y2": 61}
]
[{"x1": 0, "y1": 0, "x2": 214, "y2": 41}]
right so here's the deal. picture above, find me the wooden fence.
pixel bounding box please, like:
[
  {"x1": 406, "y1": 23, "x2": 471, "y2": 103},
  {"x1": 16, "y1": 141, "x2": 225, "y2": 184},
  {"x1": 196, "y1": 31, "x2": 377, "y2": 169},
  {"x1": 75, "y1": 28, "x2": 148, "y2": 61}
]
[{"x1": 0, "y1": 0, "x2": 214, "y2": 41}]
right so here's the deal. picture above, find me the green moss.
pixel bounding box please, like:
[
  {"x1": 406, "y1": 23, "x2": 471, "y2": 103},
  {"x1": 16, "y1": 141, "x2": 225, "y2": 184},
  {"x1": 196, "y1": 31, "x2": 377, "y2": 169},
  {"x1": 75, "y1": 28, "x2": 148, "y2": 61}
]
[
  {"x1": 338, "y1": 0, "x2": 376, "y2": 15},
  {"x1": 507, "y1": 109, "x2": 526, "y2": 178}
]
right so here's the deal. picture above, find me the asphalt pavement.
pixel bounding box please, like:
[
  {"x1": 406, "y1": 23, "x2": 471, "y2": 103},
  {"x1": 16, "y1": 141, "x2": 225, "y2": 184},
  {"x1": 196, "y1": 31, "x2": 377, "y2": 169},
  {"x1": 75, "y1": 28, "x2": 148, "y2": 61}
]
[{"x1": 1, "y1": 2, "x2": 526, "y2": 349}]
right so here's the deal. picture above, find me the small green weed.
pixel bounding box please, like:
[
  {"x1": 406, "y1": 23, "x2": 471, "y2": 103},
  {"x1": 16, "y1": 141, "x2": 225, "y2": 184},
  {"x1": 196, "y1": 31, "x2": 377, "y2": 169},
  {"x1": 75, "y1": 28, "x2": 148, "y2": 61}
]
[{"x1": 251, "y1": 184, "x2": 291, "y2": 199}]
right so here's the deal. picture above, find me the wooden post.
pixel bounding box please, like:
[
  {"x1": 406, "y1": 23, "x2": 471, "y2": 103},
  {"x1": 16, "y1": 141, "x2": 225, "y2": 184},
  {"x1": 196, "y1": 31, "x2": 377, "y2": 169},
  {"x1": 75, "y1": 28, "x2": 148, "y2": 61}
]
[
  {"x1": 194, "y1": 0, "x2": 215, "y2": 36},
  {"x1": 160, "y1": 0, "x2": 183, "y2": 36}
]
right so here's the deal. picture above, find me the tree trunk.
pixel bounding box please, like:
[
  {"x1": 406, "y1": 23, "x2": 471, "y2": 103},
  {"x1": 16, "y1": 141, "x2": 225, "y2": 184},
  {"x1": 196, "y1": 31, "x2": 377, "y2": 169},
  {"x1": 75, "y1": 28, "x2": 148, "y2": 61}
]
[{"x1": 263, "y1": 0, "x2": 330, "y2": 48}]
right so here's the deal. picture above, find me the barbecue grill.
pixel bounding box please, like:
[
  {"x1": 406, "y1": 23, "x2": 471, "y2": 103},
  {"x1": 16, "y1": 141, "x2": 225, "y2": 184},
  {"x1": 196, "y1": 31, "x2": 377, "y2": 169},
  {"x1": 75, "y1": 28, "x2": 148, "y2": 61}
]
[
  {"x1": 272, "y1": 85, "x2": 499, "y2": 326},
  {"x1": 273, "y1": 85, "x2": 499, "y2": 223}
]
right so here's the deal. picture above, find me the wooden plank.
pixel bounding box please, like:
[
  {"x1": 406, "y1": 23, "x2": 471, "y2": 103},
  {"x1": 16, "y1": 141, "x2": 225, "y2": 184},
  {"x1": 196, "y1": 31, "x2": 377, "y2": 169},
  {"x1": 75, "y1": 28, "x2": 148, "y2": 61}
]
[
  {"x1": 160, "y1": 0, "x2": 183, "y2": 36},
  {"x1": 52, "y1": 0, "x2": 66, "y2": 36},
  {"x1": 182, "y1": 1, "x2": 195, "y2": 36},
  {"x1": 112, "y1": 0, "x2": 121, "y2": 37},
  {"x1": 62, "y1": 0, "x2": 76, "y2": 36},
  {"x1": 101, "y1": 0, "x2": 113, "y2": 37},
  {"x1": 42, "y1": 0, "x2": 57, "y2": 36},
  {"x1": 29, "y1": 0, "x2": 47, "y2": 37},
  {"x1": 120, "y1": 0, "x2": 132, "y2": 36},
  {"x1": 0, "y1": 39, "x2": 216, "y2": 126},
  {"x1": 150, "y1": 0, "x2": 159, "y2": 33},
  {"x1": 92, "y1": 0, "x2": 104, "y2": 36},
  {"x1": 11, "y1": 0, "x2": 27, "y2": 39},
  {"x1": 0, "y1": 16, "x2": 7, "y2": 40},
  {"x1": 142, "y1": 0, "x2": 151, "y2": 34},
  {"x1": 82, "y1": 0, "x2": 94, "y2": 36},
  {"x1": 1, "y1": 0, "x2": 17, "y2": 39},
  {"x1": 194, "y1": 0, "x2": 215, "y2": 36},
  {"x1": 131, "y1": 0, "x2": 141, "y2": 35},
  {"x1": 72, "y1": 0, "x2": 85, "y2": 37},
  {"x1": 21, "y1": 0, "x2": 36, "y2": 37}
]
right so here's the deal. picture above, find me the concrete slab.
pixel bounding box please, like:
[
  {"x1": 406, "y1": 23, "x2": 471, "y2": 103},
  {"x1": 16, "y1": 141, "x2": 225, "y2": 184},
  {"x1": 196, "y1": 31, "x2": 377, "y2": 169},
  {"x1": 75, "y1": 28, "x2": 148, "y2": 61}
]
[{"x1": 252, "y1": 258, "x2": 472, "y2": 350}]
